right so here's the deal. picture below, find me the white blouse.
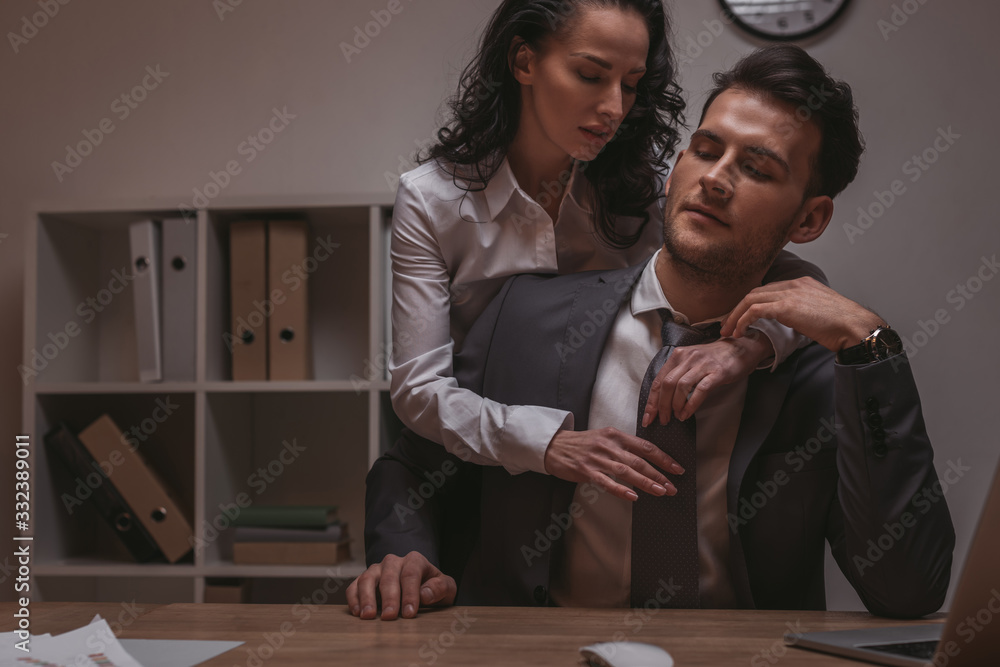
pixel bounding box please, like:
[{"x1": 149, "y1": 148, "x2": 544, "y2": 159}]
[{"x1": 388, "y1": 157, "x2": 815, "y2": 474}]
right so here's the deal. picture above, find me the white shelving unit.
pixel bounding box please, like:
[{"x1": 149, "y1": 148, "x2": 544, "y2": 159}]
[{"x1": 21, "y1": 195, "x2": 403, "y2": 604}]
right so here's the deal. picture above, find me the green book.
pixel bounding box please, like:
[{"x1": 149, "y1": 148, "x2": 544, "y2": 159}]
[{"x1": 232, "y1": 505, "x2": 338, "y2": 528}]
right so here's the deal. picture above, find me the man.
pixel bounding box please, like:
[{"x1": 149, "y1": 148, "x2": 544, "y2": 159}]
[{"x1": 348, "y1": 45, "x2": 955, "y2": 621}]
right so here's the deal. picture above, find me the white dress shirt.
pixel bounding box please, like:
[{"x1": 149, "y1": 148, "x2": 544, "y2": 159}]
[
  {"x1": 549, "y1": 249, "x2": 744, "y2": 608},
  {"x1": 389, "y1": 158, "x2": 808, "y2": 474},
  {"x1": 389, "y1": 158, "x2": 662, "y2": 474}
]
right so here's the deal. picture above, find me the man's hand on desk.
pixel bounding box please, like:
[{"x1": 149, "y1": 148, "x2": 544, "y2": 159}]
[{"x1": 347, "y1": 551, "x2": 456, "y2": 620}]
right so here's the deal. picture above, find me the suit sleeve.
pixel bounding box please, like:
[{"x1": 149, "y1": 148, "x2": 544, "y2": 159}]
[
  {"x1": 825, "y1": 352, "x2": 955, "y2": 618},
  {"x1": 364, "y1": 429, "x2": 473, "y2": 569}
]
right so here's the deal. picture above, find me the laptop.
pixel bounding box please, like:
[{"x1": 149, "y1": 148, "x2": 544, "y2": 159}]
[{"x1": 784, "y1": 456, "x2": 1000, "y2": 666}]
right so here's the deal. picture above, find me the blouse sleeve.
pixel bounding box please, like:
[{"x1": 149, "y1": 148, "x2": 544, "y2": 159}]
[
  {"x1": 387, "y1": 174, "x2": 572, "y2": 475},
  {"x1": 753, "y1": 249, "x2": 830, "y2": 370}
]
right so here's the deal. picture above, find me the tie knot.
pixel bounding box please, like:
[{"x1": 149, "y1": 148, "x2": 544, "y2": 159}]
[{"x1": 659, "y1": 310, "x2": 722, "y2": 347}]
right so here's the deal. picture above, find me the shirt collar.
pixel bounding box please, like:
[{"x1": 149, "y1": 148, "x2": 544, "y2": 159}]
[
  {"x1": 630, "y1": 249, "x2": 725, "y2": 327},
  {"x1": 483, "y1": 156, "x2": 521, "y2": 221},
  {"x1": 483, "y1": 158, "x2": 592, "y2": 221},
  {"x1": 564, "y1": 162, "x2": 592, "y2": 214}
]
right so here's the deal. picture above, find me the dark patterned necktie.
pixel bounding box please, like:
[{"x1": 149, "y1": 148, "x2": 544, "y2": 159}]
[{"x1": 630, "y1": 311, "x2": 721, "y2": 608}]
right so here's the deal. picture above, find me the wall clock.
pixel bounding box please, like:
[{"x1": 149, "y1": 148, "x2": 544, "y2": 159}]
[{"x1": 718, "y1": 0, "x2": 851, "y2": 41}]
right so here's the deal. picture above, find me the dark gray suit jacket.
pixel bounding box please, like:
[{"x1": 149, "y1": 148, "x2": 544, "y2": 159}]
[{"x1": 366, "y1": 261, "x2": 955, "y2": 618}]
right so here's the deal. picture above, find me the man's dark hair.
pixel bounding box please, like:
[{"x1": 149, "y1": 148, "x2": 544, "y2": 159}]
[{"x1": 699, "y1": 44, "x2": 864, "y2": 199}]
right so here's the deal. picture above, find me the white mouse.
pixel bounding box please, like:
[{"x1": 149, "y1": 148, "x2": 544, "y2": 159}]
[{"x1": 579, "y1": 641, "x2": 674, "y2": 667}]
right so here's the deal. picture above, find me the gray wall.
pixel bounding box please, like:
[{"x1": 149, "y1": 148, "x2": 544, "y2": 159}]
[{"x1": 1, "y1": 0, "x2": 996, "y2": 610}]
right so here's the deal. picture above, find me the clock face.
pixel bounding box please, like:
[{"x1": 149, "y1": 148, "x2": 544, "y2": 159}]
[{"x1": 719, "y1": 0, "x2": 851, "y2": 41}]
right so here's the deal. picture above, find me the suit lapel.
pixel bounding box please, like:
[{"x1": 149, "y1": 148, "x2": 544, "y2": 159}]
[
  {"x1": 726, "y1": 353, "x2": 799, "y2": 607},
  {"x1": 556, "y1": 263, "x2": 645, "y2": 430}
]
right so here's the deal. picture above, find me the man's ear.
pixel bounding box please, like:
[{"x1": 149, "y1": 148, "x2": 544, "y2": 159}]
[
  {"x1": 787, "y1": 195, "x2": 833, "y2": 244},
  {"x1": 509, "y1": 38, "x2": 535, "y2": 85}
]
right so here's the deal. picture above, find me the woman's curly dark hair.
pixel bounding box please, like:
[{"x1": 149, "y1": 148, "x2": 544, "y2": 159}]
[{"x1": 418, "y1": 0, "x2": 685, "y2": 249}]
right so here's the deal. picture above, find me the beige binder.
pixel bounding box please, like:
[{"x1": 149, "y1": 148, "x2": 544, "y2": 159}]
[
  {"x1": 229, "y1": 220, "x2": 268, "y2": 380},
  {"x1": 77, "y1": 415, "x2": 193, "y2": 563},
  {"x1": 267, "y1": 220, "x2": 311, "y2": 380}
]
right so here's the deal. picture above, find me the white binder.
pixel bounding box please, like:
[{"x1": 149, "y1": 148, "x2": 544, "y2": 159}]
[
  {"x1": 129, "y1": 220, "x2": 163, "y2": 382},
  {"x1": 161, "y1": 218, "x2": 197, "y2": 381}
]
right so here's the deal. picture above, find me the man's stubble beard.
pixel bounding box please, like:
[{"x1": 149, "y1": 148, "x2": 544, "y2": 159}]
[{"x1": 661, "y1": 189, "x2": 794, "y2": 287}]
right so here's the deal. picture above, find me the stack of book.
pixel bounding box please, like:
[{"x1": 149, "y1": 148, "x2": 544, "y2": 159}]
[{"x1": 231, "y1": 505, "x2": 350, "y2": 565}]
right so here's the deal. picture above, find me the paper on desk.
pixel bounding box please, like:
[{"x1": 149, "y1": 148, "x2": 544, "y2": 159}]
[
  {"x1": 0, "y1": 615, "x2": 243, "y2": 667},
  {"x1": 0, "y1": 617, "x2": 142, "y2": 666},
  {"x1": 118, "y1": 638, "x2": 244, "y2": 667}
]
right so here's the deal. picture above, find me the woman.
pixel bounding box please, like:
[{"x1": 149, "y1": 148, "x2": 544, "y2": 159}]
[{"x1": 389, "y1": 0, "x2": 818, "y2": 502}]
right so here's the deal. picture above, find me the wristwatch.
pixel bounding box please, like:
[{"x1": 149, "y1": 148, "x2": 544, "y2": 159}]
[{"x1": 837, "y1": 326, "x2": 903, "y2": 365}]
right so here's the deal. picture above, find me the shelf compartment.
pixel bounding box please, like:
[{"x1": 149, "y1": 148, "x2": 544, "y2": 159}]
[
  {"x1": 34, "y1": 392, "x2": 196, "y2": 565},
  {"x1": 205, "y1": 207, "x2": 371, "y2": 383},
  {"x1": 201, "y1": 391, "x2": 368, "y2": 567},
  {"x1": 30, "y1": 211, "x2": 197, "y2": 384}
]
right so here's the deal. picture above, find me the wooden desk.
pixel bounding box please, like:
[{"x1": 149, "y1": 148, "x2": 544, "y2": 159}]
[{"x1": 1, "y1": 603, "x2": 944, "y2": 665}]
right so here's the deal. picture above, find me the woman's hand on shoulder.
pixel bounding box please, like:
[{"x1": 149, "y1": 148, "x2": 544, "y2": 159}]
[{"x1": 641, "y1": 332, "x2": 773, "y2": 427}]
